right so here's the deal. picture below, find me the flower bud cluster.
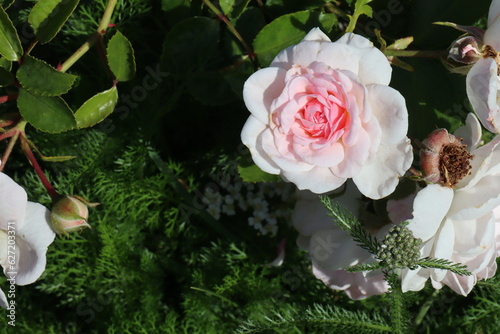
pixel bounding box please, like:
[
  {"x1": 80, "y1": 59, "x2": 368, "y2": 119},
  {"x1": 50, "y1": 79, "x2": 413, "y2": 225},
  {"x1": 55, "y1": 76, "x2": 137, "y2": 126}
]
[{"x1": 377, "y1": 224, "x2": 422, "y2": 270}]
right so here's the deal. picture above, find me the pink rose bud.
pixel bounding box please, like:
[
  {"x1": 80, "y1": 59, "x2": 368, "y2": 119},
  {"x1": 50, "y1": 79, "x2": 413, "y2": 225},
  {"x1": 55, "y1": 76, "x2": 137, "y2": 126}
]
[
  {"x1": 448, "y1": 36, "x2": 482, "y2": 65},
  {"x1": 50, "y1": 195, "x2": 98, "y2": 235},
  {"x1": 420, "y1": 129, "x2": 474, "y2": 188}
]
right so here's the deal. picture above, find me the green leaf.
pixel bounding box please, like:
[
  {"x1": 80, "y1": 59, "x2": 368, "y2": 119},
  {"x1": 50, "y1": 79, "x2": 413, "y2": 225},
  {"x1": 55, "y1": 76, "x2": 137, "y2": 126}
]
[
  {"x1": 16, "y1": 55, "x2": 77, "y2": 96},
  {"x1": 345, "y1": 0, "x2": 374, "y2": 33},
  {"x1": 220, "y1": 0, "x2": 250, "y2": 18},
  {"x1": 18, "y1": 89, "x2": 76, "y2": 133},
  {"x1": 237, "y1": 154, "x2": 280, "y2": 183},
  {"x1": 0, "y1": 6, "x2": 22, "y2": 61},
  {"x1": 28, "y1": 0, "x2": 80, "y2": 44},
  {"x1": 0, "y1": 0, "x2": 15, "y2": 9},
  {"x1": 253, "y1": 11, "x2": 337, "y2": 67},
  {"x1": 74, "y1": 86, "x2": 118, "y2": 128},
  {"x1": 0, "y1": 56, "x2": 11, "y2": 70},
  {"x1": 106, "y1": 31, "x2": 136, "y2": 82},
  {"x1": 161, "y1": 17, "x2": 220, "y2": 76},
  {"x1": 0, "y1": 65, "x2": 13, "y2": 86}
]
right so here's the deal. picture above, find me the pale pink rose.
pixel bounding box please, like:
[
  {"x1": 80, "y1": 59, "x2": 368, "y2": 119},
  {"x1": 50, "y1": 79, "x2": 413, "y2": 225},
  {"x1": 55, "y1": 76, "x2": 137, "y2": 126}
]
[
  {"x1": 0, "y1": 173, "x2": 56, "y2": 308},
  {"x1": 241, "y1": 28, "x2": 413, "y2": 199},
  {"x1": 292, "y1": 182, "x2": 389, "y2": 300},
  {"x1": 402, "y1": 114, "x2": 500, "y2": 295},
  {"x1": 466, "y1": 0, "x2": 500, "y2": 133}
]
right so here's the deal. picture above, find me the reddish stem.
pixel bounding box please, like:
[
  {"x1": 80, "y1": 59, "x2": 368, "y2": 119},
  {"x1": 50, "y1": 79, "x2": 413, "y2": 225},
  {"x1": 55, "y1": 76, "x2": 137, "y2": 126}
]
[
  {"x1": 0, "y1": 94, "x2": 18, "y2": 104},
  {"x1": 0, "y1": 130, "x2": 19, "y2": 173},
  {"x1": 20, "y1": 134, "x2": 58, "y2": 200}
]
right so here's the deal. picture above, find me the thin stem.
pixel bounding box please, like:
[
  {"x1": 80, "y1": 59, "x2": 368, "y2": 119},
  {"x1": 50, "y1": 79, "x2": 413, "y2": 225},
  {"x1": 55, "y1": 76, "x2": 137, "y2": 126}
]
[
  {"x1": 20, "y1": 133, "x2": 58, "y2": 200},
  {"x1": 201, "y1": 0, "x2": 256, "y2": 64},
  {"x1": 0, "y1": 130, "x2": 19, "y2": 173},
  {"x1": 414, "y1": 290, "x2": 441, "y2": 326},
  {"x1": 59, "y1": 0, "x2": 118, "y2": 73},
  {"x1": 383, "y1": 49, "x2": 448, "y2": 58}
]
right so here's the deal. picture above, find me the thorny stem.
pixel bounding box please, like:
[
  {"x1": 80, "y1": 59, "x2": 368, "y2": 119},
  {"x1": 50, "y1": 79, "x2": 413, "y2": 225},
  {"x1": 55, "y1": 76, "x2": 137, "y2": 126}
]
[
  {"x1": 59, "y1": 0, "x2": 118, "y2": 73},
  {"x1": 201, "y1": 0, "x2": 257, "y2": 65},
  {"x1": 383, "y1": 49, "x2": 448, "y2": 58},
  {"x1": 20, "y1": 131, "x2": 58, "y2": 200}
]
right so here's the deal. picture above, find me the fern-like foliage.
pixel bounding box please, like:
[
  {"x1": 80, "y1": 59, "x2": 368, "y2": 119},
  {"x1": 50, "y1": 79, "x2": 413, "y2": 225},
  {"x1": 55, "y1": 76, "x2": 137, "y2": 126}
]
[{"x1": 234, "y1": 303, "x2": 392, "y2": 334}]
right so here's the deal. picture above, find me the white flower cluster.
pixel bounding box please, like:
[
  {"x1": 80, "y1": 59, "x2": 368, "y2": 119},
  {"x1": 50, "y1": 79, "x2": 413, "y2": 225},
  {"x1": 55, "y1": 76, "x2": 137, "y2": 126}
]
[{"x1": 202, "y1": 173, "x2": 294, "y2": 236}]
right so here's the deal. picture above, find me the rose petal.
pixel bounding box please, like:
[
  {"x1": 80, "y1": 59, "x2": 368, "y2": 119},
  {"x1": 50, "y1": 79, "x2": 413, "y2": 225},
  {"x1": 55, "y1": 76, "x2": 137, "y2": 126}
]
[
  {"x1": 401, "y1": 267, "x2": 431, "y2": 292},
  {"x1": 241, "y1": 117, "x2": 281, "y2": 174},
  {"x1": 449, "y1": 174, "x2": 500, "y2": 220},
  {"x1": 4, "y1": 202, "x2": 55, "y2": 286},
  {"x1": 406, "y1": 184, "x2": 454, "y2": 241},
  {"x1": 243, "y1": 67, "x2": 287, "y2": 124},
  {"x1": 485, "y1": 14, "x2": 500, "y2": 51},
  {"x1": 352, "y1": 137, "x2": 413, "y2": 199},
  {"x1": 452, "y1": 214, "x2": 495, "y2": 257},
  {"x1": 302, "y1": 27, "x2": 331, "y2": 42},
  {"x1": 0, "y1": 173, "x2": 27, "y2": 230},
  {"x1": 454, "y1": 113, "x2": 482, "y2": 151},
  {"x1": 466, "y1": 58, "x2": 500, "y2": 133},
  {"x1": 310, "y1": 228, "x2": 371, "y2": 269},
  {"x1": 335, "y1": 33, "x2": 392, "y2": 85},
  {"x1": 366, "y1": 85, "x2": 409, "y2": 145},
  {"x1": 282, "y1": 166, "x2": 346, "y2": 194},
  {"x1": 0, "y1": 288, "x2": 7, "y2": 309},
  {"x1": 488, "y1": 0, "x2": 500, "y2": 28},
  {"x1": 440, "y1": 272, "x2": 475, "y2": 296},
  {"x1": 430, "y1": 218, "x2": 455, "y2": 282}
]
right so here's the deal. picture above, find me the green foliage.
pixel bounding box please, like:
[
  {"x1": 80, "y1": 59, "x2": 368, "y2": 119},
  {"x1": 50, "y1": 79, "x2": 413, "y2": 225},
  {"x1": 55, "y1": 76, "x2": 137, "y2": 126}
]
[
  {"x1": 16, "y1": 55, "x2": 77, "y2": 96},
  {"x1": 0, "y1": 6, "x2": 22, "y2": 61},
  {"x1": 17, "y1": 88, "x2": 77, "y2": 133},
  {"x1": 235, "y1": 303, "x2": 392, "y2": 333},
  {"x1": 74, "y1": 86, "x2": 118, "y2": 128},
  {"x1": 253, "y1": 10, "x2": 338, "y2": 67},
  {"x1": 29, "y1": 0, "x2": 81, "y2": 43},
  {"x1": 106, "y1": 31, "x2": 136, "y2": 82},
  {"x1": 346, "y1": 0, "x2": 373, "y2": 33}
]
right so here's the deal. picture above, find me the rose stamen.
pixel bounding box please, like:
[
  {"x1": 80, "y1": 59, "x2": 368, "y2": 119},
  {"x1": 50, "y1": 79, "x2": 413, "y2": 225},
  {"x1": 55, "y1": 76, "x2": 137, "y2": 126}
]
[{"x1": 439, "y1": 142, "x2": 474, "y2": 187}]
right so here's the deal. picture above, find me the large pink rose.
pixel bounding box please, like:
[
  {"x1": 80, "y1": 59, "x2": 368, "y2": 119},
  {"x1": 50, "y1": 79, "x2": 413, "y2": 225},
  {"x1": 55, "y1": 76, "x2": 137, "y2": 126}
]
[{"x1": 241, "y1": 28, "x2": 413, "y2": 199}]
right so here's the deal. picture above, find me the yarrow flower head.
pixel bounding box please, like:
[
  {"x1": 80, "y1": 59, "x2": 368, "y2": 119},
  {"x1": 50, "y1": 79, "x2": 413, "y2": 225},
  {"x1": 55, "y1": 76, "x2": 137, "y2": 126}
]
[
  {"x1": 400, "y1": 114, "x2": 500, "y2": 295},
  {"x1": 0, "y1": 172, "x2": 55, "y2": 308},
  {"x1": 241, "y1": 28, "x2": 413, "y2": 199},
  {"x1": 292, "y1": 182, "x2": 389, "y2": 300}
]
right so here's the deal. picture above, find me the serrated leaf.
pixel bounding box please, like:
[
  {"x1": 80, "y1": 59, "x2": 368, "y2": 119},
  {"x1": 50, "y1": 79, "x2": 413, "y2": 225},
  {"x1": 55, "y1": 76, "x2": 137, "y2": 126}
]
[
  {"x1": 0, "y1": 66, "x2": 13, "y2": 86},
  {"x1": 388, "y1": 37, "x2": 414, "y2": 50},
  {"x1": 17, "y1": 55, "x2": 77, "y2": 96},
  {"x1": 28, "y1": 0, "x2": 80, "y2": 44},
  {"x1": 253, "y1": 11, "x2": 337, "y2": 67},
  {"x1": 74, "y1": 86, "x2": 118, "y2": 128},
  {"x1": 0, "y1": 6, "x2": 22, "y2": 61},
  {"x1": 18, "y1": 89, "x2": 76, "y2": 133},
  {"x1": 0, "y1": 0, "x2": 15, "y2": 9},
  {"x1": 106, "y1": 31, "x2": 136, "y2": 82}
]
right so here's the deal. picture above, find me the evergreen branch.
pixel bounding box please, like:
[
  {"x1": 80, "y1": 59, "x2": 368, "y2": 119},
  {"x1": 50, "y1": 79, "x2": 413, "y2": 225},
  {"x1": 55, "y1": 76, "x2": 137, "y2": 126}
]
[
  {"x1": 346, "y1": 262, "x2": 383, "y2": 272},
  {"x1": 234, "y1": 304, "x2": 392, "y2": 334},
  {"x1": 319, "y1": 196, "x2": 381, "y2": 254},
  {"x1": 417, "y1": 257, "x2": 472, "y2": 276}
]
